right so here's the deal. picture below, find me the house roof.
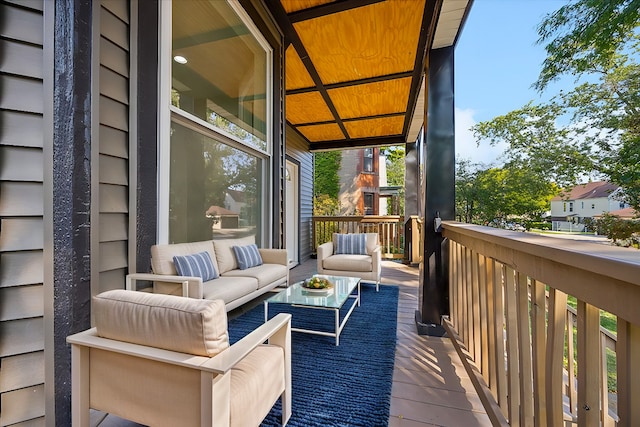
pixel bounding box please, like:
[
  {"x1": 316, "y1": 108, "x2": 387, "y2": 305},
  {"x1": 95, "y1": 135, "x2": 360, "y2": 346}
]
[
  {"x1": 272, "y1": 0, "x2": 473, "y2": 151},
  {"x1": 206, "y1": 205, "x2": 238, "y2": 216},
  {"x1": 551, "y1": 181, "x2": 619, "y2": 201},
  {"x1": 595, "y1": 207, "x2": 638, "y2": 219}
]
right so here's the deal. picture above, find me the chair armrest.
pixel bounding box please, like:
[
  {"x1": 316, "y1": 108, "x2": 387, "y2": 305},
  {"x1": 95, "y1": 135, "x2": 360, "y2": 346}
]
[
  {"x1": 126, "y1": 273, "x2": 204, "y2": 299},
  {"x1": 371, "y1": 246, "x2": 382, "y2": 273},
  {"x1": 259, "y1": 248, "x2": 288, "y2": 266},
  {"x1": 203, "y1": 313, "x2": 291, "y2": 374},
  {"x1": 317, "y1": 241, "x2": 334, "y2": 273}
]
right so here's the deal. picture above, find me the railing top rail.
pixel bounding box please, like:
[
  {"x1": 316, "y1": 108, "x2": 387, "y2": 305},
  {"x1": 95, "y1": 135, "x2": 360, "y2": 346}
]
[{"x1": 442, "y1": 221, "x2": 640, "y2": 324}]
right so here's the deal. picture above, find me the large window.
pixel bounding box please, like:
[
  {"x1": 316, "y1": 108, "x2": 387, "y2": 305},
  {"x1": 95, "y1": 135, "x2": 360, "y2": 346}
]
[
  {"x1": 165, "y1": 0, "x2": 272, "y2": 244},
  {"x1": 363, "y1": 148, "x2": 374, "y2": 172}
]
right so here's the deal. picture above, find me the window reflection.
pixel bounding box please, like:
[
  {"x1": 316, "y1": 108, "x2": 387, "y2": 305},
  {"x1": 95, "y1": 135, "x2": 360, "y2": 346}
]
[{"x1": 170, "y1": 122, "x2": 262, "y2": 243}]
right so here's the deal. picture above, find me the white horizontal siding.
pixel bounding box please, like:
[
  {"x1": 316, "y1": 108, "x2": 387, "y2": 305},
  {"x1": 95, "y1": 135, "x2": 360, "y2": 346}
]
[
  {"x1": 0, "y1": 351, "x2": 44, "y2": 393},
  {"x1": 1, "y1": 111, "x2": 43, "y2": 148},
  {"x1": 0, "y1": 218, "x2": 43, "y2": 251},
  {"x1": 0, "y1": 384, "x2": 45, "y2": 426},
  {"x1": 0, "y1": 318, "x2": 44, "y2": 357},
  {"x1": 0, "y1": 39, "x2": 43, "y2": 79},
  {"x1": 1, "y1": 75, "x2": 43, "y2": 114},
  {"x1": 0, "y1": 3, "x2": 43, "y2": 44},
  {"x1": 0, "y1": 182, "x2": 43, "y2": 216},
  {"x1": 0, "y1": 251, "x2": 44, "y2": 288},
  {"x1": 0, "y1": 285, "x2": 43, "y2": 321}
]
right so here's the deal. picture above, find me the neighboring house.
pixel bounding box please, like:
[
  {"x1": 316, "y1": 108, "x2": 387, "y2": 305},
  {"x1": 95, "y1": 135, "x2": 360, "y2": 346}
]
[
  {"x1": 549, "y1": 181, "x2": 628, "y2": 231},
  {"x1": 338, "y1": 147, "x2": 380, "y2": 215},
  {"x1": 224, "y1": 189, "x2": 247, "y2": 218},
  {"x1": 595, "y1": 207, "x2": 638, "y2": 219}
]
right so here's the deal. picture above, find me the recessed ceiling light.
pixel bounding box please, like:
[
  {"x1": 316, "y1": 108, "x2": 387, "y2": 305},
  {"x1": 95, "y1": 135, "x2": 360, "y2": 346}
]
[{"x1": 173, "y1": 55, "x2": 188, "y2": 64}]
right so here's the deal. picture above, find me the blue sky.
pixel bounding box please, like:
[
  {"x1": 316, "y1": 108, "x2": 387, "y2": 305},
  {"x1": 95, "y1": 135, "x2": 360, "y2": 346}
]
[{"x1": 454, "y1": 0, "x2": 570, "y2": 165}]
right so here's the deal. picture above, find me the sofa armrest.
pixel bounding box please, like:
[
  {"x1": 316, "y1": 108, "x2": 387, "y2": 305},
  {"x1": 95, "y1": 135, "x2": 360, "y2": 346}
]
[
  {"x1": 203, "y1": 313, "x2": 291, "y2": 374},
  {"x1": 126, "y1": 273, "x2": 204, "y2": 299},
  {"x1": 258, "y1": 248, "x2": 288, "y2": 266}
]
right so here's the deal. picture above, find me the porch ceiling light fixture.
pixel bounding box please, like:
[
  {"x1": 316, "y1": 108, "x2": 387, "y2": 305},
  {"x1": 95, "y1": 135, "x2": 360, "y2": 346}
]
[{"x1": 173, "y1": 55, "x2": 188, "y2": 64}]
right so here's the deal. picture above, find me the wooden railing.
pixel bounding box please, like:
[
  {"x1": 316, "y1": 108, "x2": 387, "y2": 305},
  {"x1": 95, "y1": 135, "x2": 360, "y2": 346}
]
[
  {"x1": 441, "y1": 221, "x2": 640, "y2": 427},
  {"x1": 312, "y1": 215, "x2": 419, "y2": 260}
]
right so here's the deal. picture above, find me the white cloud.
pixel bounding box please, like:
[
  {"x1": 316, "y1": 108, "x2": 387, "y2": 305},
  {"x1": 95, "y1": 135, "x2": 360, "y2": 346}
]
[{"x1": 455, "y1": 107, "x2": 505, "y2": 166}]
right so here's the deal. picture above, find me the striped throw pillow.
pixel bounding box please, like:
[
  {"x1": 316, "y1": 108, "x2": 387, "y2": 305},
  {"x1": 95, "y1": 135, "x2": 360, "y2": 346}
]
[
  {"x1": 334, "y1": 233, "x2": 367, "y2": 255},
  {"x1": 173, "y1": 251, "x2": 218, "y2": 281},
  {"x1": 232, "y1": 244, "x2": 263, "y2": 270}
]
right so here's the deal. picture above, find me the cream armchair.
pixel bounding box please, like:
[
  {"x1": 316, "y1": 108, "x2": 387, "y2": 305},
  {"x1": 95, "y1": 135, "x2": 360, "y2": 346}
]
[
  {"x1": 317, "y1": 233, "x2": 381, "y2": 291},
  {"x1": 66, "y1": 290, "x2": 291, "y2": 427}
]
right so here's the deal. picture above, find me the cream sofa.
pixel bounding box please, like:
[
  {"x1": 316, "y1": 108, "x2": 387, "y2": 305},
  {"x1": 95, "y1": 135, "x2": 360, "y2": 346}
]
[
  {"x1": 126, "y1": 235, "x2": 288, "y2": 311},
  {"x1": 317, "y1": 233, "x2": 381, "y2": 291},
  {"x1": 67, "y1": 289, "x2": 291, "y2": 427}
]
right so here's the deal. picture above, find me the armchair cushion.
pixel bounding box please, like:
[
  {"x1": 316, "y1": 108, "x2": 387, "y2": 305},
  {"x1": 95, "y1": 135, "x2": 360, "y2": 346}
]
[
  {"x1": 232, "y1": 244, "x2": 263, "y2": 270},
  {"x1": 93, "y1": 290, "x2": 229, "y2": 357},
  {"x1": 334, "y1": 233, "x2": 367, "y2": 255},
  {"x1": 173, "y1": 251, "x2": 219, "y2": 281}
]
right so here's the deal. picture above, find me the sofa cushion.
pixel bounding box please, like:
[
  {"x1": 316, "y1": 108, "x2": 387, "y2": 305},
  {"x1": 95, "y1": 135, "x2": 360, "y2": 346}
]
[
  {"x1": 230, "y1": 345, "x2": 284, "y2": 427},
  {"x1": 334, "y1": 233, "x2": 367, "y2": 255},
  {"x1": 213, "y1": 235, "x2": 255, "y2": 274},
  {"x1": 173, "y1": 251, "x2": 218, "y2": 281},
  {"x1": 201, "y1": 276, "x2": 259, "y2": 303},
  {"x1": 151, "y1": 241, "x2": 219, "y2": 276},
  {"x1": 232, "y1": 244, "x2": 263, "y2": 270},
  {"x1": 323, "y1": 254, "x2": 373, "y2": 272},
  {"x1": 93, "y1": 290, "x2": 229, "y2": 357},
  {"x1": 222, "y1": 263, "x2": 288, "y2": 288}
]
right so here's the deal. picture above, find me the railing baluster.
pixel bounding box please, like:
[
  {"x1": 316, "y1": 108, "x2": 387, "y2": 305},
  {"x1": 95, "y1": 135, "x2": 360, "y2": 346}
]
[
  {"x1": 504, "y1": 266, "x2": 521, "y2": 426},
  {"x1": 577, "y1": 301, "x2": 601, "y2": 427},
  {"x1": 567, "y1": 310, "x2": 577, "y2": 420},
  {"x1": 486, "y1": 258, "x2": 498, "y2": 401},
  {"x1": 479, "y1": 254, "x2": 489, "y2": 385},
  {"x1": 495, "y1": 262, "x2": 508, "y2": 417},
  {"x1": 531, "y1": 280, "x2": 547, "y2": 427},
  {"x1": 466, "y1": 248, "x2": 474, "y2": 357},
  {"x1": 457, "y1": 242, "x2": 464, "y2": 339},
  {"x1": 617, "y1": 319, "x2": 640, "y2": 426},
  {"x1": 516, "y1": 272, "x2": 534, "y2": 425},
  {"x1": 546, "y1": 288, "x2": 567, "y2": 427},
  {"x1": 472, "y1": 252, "x2": 482, "y2": 368}
]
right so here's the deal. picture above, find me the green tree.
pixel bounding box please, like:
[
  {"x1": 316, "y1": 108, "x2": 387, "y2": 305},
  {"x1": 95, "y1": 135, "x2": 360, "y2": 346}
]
[
  {"x1": 313, "y1": 151, "x2": 341, "y2": 198},
  {"x1": 455, "y1": 159, "x2": 557, "y2": 227},
  {"x1": 381, "y1": 145, "x2": 405, "y2": 215}
]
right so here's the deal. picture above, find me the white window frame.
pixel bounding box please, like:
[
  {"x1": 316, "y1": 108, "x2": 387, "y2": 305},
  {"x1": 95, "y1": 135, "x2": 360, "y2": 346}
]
[{"x1": 158, "y1": 0, "x2": 273, "y2": 245}]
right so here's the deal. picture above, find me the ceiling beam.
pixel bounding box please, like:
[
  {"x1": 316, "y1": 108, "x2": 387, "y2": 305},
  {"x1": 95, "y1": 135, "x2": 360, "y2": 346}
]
[
  {"x1": 309, "y1": 135, "x2": 405, "y2": 151},
  {"x1": 291, "y1": 111, "x2": 405, "y2": 127},
  {"x1": 266, "y1": 0, "x2": 350, "y2": 140},
  {"x1": 402, "y1": 0, "x2": 443, "y2": 137},
  {"x1": 287, "y1": 0, "x2": 384, "y2": 23},
  {"x1": 286, "y1": 71, "x2": 414, "y2": 95}
]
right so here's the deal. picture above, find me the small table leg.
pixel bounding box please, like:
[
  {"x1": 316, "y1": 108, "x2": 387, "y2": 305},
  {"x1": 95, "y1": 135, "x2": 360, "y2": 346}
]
[
  {"x1": 335, "y1": 308, "x2": 340, "y2": 346},
  {"x1": 264, "y1": 300, "x2": 268, "y2": 323}
]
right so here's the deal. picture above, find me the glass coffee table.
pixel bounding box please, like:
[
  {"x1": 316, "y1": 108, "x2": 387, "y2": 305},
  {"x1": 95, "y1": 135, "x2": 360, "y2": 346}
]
[{"x1": 264, "y1": 275, "x2": 360, "y2": 346}]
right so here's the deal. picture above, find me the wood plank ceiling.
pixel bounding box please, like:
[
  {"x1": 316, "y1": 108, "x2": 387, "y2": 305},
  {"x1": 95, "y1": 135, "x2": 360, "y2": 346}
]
[{"x1": 271, "y1": 0, "x2": 471, "y2": 151}]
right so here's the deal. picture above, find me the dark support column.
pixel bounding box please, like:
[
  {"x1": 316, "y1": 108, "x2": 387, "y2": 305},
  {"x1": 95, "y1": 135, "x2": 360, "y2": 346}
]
[
  {"x1": 52, "y1": 0, "x2": 93, "y2": 423},
  {"x1": 136, "y1": 0, "x2": 159, "y2": 272},
  {"x1": 416, "y1": 46, "x2": 455, "y2": 336},
  {"x1": 403, "y1": 140, "x2": 419, "y2": 262}
]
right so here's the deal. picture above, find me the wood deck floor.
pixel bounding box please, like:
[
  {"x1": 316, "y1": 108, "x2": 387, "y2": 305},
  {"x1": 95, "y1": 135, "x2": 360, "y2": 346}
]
[{"x1": 96, "y1": 259, "x2": 492, "y2": 427}]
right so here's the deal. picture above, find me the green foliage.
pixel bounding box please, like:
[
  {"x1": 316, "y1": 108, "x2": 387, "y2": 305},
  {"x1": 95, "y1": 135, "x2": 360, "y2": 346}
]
[
  {"x1": 535, "y1": 0, "x2": 640, "y2": 91},
  {"x1": 313, "y1": 194, "x2": 340, "y2": 216},
  {"x1": 381, "y1": 146, "x2": 406, "y2": 215},
  {"x1": 313, "y1": 151, "x2": 341, "y2": 198},
  {"x1": 526, "y1": 221, "x2": 552, "y2": 230},
  {"x1": 590, "y1": 213, "x2": 640, "y2": 247},
  {"x1": 455, "y1": 159, "x2": 557, "y2": 226}
]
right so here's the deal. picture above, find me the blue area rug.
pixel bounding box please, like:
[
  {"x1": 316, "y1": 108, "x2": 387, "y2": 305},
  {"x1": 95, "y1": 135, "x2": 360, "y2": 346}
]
[{"x1": 228, "y1": 284, "x2": 399, "y2": 427}]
